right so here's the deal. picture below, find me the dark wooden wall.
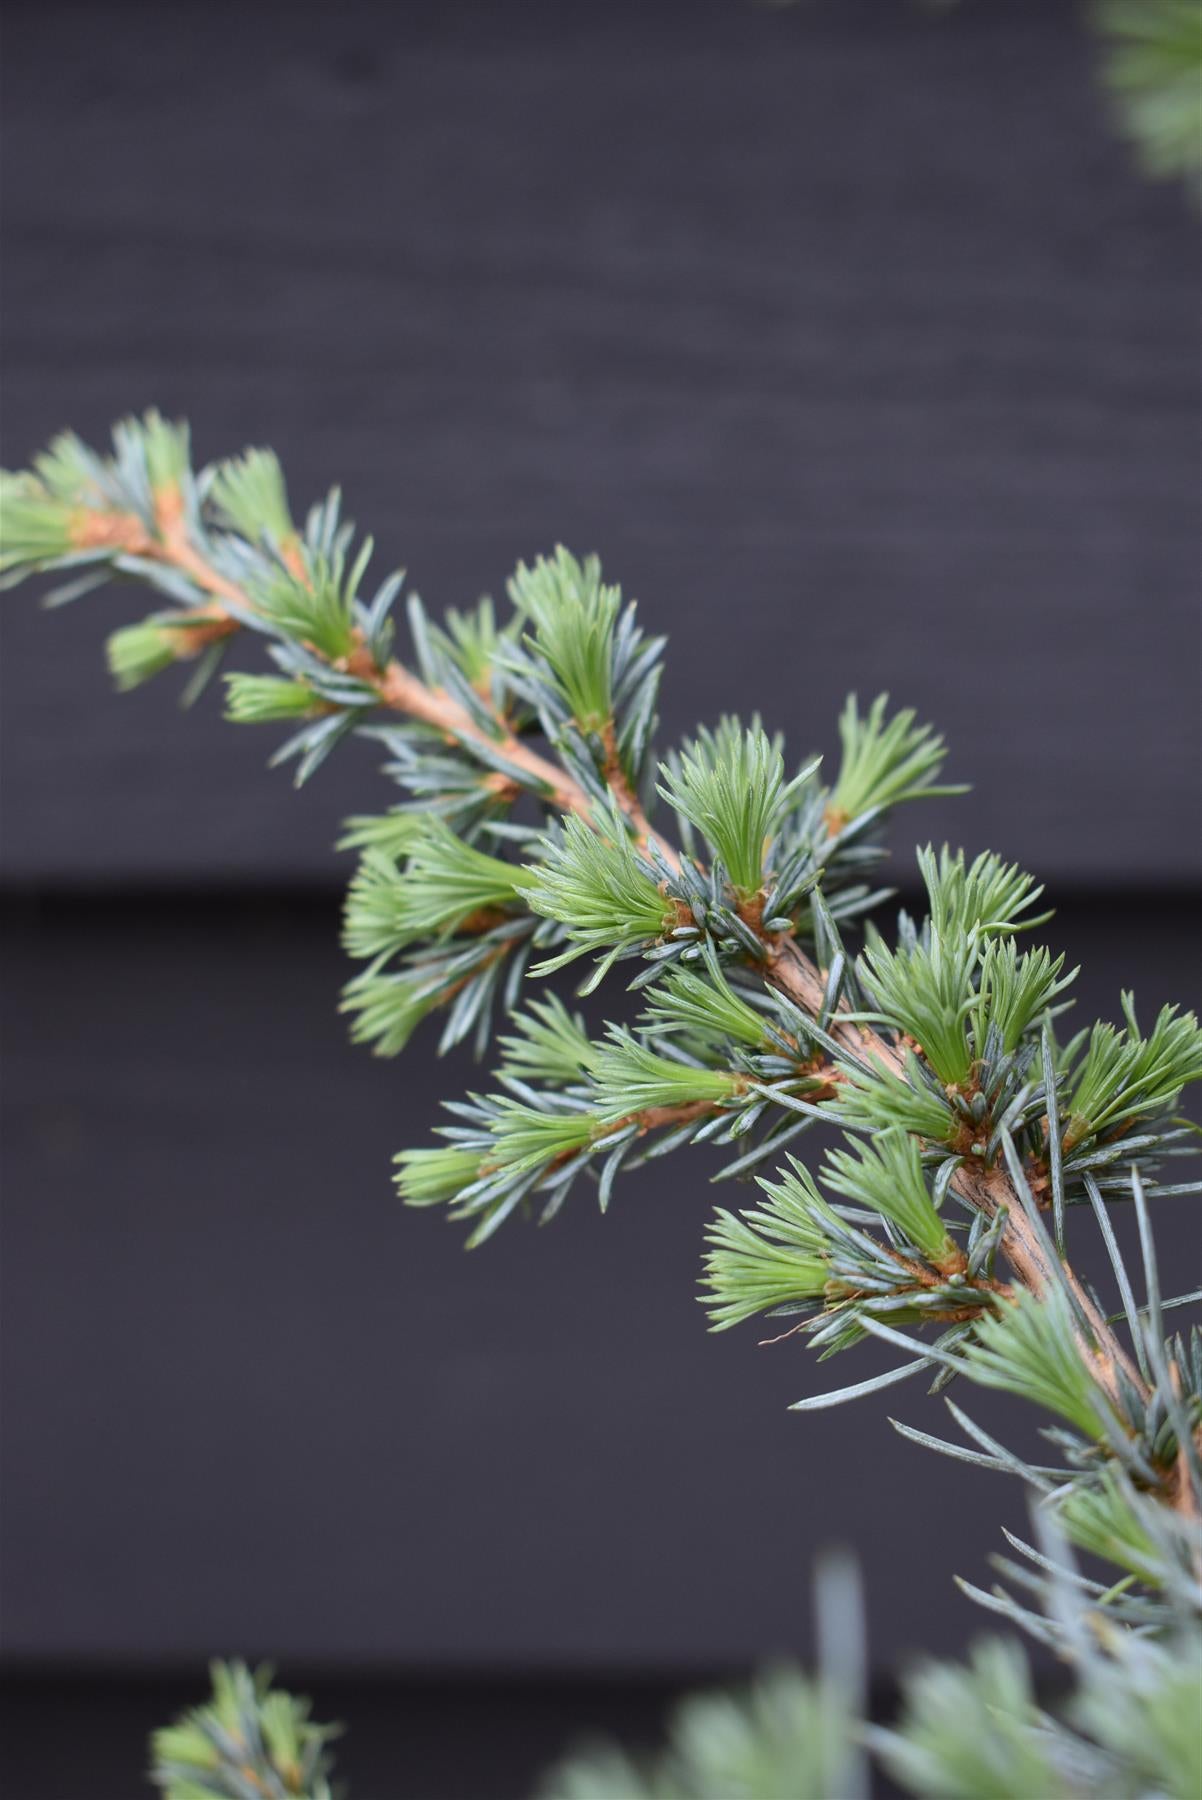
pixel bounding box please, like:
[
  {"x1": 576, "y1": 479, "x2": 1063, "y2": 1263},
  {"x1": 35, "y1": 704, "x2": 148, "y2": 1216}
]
[
  {"x1": 1, "y1": 0, "x2": 1198, "y2": 1739},
  {"x1": 3, "y1": 0, "x2": 1198, "y2": 892}
]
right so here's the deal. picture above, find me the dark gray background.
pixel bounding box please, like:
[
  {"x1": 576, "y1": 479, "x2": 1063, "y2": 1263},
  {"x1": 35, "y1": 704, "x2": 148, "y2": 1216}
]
[
  {"x1": 1, "y1": 1, "x2": 1199, "y2": 1795},
  {"x1": 3, "y1": 0, "x2": 1199, "y2": 893}
]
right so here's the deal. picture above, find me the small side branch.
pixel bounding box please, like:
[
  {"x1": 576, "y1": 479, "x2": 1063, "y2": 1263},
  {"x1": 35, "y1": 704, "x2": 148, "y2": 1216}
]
[{"x1": 83, "y1": 495, "x2": 596, "y2": 822}]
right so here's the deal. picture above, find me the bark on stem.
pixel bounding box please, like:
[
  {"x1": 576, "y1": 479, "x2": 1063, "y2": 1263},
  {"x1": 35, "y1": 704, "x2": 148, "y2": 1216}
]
[{"x1": 131, "y1": 497, "x2": 596, "y2": 823}]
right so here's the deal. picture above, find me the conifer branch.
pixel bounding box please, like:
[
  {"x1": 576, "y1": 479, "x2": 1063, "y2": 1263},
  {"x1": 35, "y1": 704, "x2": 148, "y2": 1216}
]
[
  {"x1": 151, "y1": 478, "x2": 597, "y2": 821},
  {"x1": 6, "y1": 410, "x2": 1200, "y2": 1586}
]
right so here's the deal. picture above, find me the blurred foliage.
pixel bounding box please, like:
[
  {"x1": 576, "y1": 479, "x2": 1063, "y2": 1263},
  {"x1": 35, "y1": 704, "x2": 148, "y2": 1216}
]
[{"x1": 1096, "y1": 0, "x2": 1202, "y2": 192}]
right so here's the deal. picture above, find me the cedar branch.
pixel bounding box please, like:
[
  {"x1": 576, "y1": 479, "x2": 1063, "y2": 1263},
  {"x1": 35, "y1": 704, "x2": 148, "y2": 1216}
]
[
  {"x1": 79, "y1": 488, "x2": 1165, "y2": 1485},
  {"x1": 100, "y1": 490, "x2": 597, "y2": 823}
]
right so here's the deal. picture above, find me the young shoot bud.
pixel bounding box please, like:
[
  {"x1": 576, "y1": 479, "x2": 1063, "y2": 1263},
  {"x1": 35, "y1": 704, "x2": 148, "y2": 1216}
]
[
  {"x1": 209, "y1": 448, "x2": 296, "y2": 545},
  {"x1": 128, "y1": 408, "x2": 192, "y2": 497},
  {"x1": 224, "y1": 672, "x2": 328, "y2": 724},
  {"x1": 339, "y1": 970, "x2": 435, "y2": 1057},
  {"x1": 1054, "y1": 1471, "x2": 1163, "y2": 1584},
  {"x1": 487, "y1": 1098, "x2": 599, "y2": 1176},
  {"x1": 343, "y1": 816, "x2": 521, "y2": 961},
  {"x1": 439, "y1": 597, "x2": 512, "y2": 689},
  {"x1": 394, "y1": 1146, "x2": 484, "y2": 1209},
  {"x1": 589, "y1": 1027, "x2": 741, "y2": 1124},
  {"x1": 856, "y1": 929, "x2": 979, "y2": 1087},
  {"x1": 919, "y1": 845, "x2": 1051, "y2": 940},
  {"x1": 701, "y1": 1161, "x2": 836, "y2": 1330},
  {"x1": 658, "y1": 717, "x2": 814, "y2": 901},
  {"x1": 497, "y1": 996, "x2": 599, "y2": 1086},
  {"x1": 1064, "y1": 999, "x2": 1202, "y2": 1149},
  {"x1": 0, "y1": 471, "x2": 79, "y2": 569},
  {"x1": 252, "y1": 559, "x2": 360, "y2": 663},
  {"x1": 520, "y1": 805, "x2": 678, "y2": 991},
  {"x1": 827, "y1": 693, "x2": 965, "y2": 830},
  {"x1": 336, "y1": 808, "x2": 425, "y2": 860},
  {"x1": 971, "y1": 938, "x2": 1076, "y2": 1059},
  {"x1": 643, "y1": 961, "x2": 777, "y2": 1052},
  {"x1": 823, "y1": 1130, "x2": 953, "y2": 1264},
  {"x1": 507, "y1": 546, "x2": 621, "y2": 731},
  {"x1": 837, "y1": 1057, "x2": 957, "y2": 1143},
  {"x1": 106, "y1": 619, "x2": 187, "y2": 691},
  {"x1": 962, "y1": 1287, "x2": 1114, "y2": 1443}
]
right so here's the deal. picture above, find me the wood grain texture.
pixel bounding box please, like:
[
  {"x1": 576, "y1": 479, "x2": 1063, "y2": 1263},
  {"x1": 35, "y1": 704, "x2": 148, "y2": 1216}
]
[
  {"x1": 2, "y1": 893, "x2": 1197, "y2": 1665},
  {"x1": 2, "y1": 0, "x2": 1198, "y2": 888}
]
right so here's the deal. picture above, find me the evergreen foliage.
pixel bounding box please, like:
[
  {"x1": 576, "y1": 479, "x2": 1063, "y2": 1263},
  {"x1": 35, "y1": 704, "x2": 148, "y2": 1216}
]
[
  {"x1": 827, "y1": 693, "x2": 964, "y2": 827},
  {"x1": 6, "y1": 412, "x2": 1199, "y2": 1798},
  {"x1": 208, "y1": 448, "x2": 295, "y2": 545},
  {"x1": 961, "y1": 1287, "x2": 1115, "y2": 1441},
  {"x1": 342, "y1": 816, "x2": 522, "y2": 961},
  {"x1": 1063, "y1": 999, "x2": 1202, "y2": 1148},
  {"x1": 822, "y1": 1129, "x2": 953, "y2": 1264},
  {"x1": 507, "y1": 548, "x2": 624, "y2": 733},
  {"x1": 1096, "y1": 0, "x2": 1202, "y2": 190},
  {"x1": 150, "y1": 1661, "x2": 337, "y2": 1800},
  {"x1": 701, "y1": 1165, "x2": 833, "y2": 1332},
  {"x1": 919, "y1": 845, "x2": 1050, "y2": 941},
  {"x1": 520, "y1": 802, "x2": 680, "y2": 989},
  {"x1": 541, "y1": 1667, "x2": 860, "y2": 1800},
  {"x1": 657, "y1": 717, "x2": 816, "y2": 900}
]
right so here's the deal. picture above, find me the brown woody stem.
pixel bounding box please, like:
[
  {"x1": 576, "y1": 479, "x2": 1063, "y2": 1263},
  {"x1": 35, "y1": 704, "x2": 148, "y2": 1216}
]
[{"x1": 90, "y1": 493, "x2": 597, "y2": 824}]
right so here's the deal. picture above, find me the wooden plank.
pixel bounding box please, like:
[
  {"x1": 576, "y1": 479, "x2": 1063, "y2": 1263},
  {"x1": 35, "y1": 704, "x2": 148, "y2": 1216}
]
[
  {"x1": 1, "y1": 0, "x2": 1197, "y2": 888},
  {"x1": 2, "y1": 893, "x2": 1197, "y2": 1665}
]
